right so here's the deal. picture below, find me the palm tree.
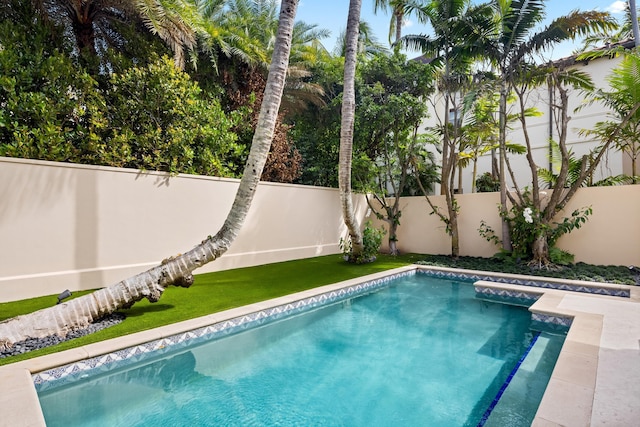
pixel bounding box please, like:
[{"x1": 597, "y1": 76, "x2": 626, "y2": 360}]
[
  {"x1": 339, "y1": 0, "x2": 365, "y2": 262},
  {"x1": 34, "y1": 0, "x2": 202, "y2": 69},
  {"x1": 399, "y1": 0, "x2": 493, "y2": 257},
  {"x1": 195, "y1": 0, "x2": 329, "y2": 182},
  {"x1": 373, "y1": 0, "x2": 421, "y2": 44},
  {"x1": 579, "y1": 2, "x2": 632, "y2": 51},
  {"x1": 334, "y1": 21, "x2": 388, "y2": 58},
  {"x1": 0, "y1": 0, "x2": 300, "y2": 351},
  {"x1": 481, "y1": 1, "x2": 616, "y2": 255}
]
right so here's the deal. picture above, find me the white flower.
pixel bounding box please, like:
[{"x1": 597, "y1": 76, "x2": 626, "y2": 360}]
[
  {"x1": 523, "y1": 207, "x2": 533, "y2": 224},
  {"x1": 66, "y1": 86, "x2": 78, "y2": 101}
]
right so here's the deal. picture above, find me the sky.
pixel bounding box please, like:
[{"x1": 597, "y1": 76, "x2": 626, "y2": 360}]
[{"x1": 295, "y1": 0, "x2": 630, "y2": 60}]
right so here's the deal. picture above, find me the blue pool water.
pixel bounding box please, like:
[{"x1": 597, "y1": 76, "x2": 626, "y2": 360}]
[{"x1": 38, "y1": 275, "x2": 565, "y2": 426}]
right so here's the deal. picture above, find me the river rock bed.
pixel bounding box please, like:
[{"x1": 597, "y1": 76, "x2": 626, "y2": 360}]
[{"x1": 0, "y1": 312, "x2": 126, "y2": 359}]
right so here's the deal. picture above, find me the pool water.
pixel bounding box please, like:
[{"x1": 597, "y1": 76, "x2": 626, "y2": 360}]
[{"x1": 38, "y1": 275, "x2": 565, "y2": 426}]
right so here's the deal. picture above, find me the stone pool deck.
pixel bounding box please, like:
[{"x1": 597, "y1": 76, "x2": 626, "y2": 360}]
[
  {"x1": 475, "y1": 280, "x2": 640, "y2": 426},
  {"x1": 0, "y1": 266, "x2": 639, "y2": 426}
]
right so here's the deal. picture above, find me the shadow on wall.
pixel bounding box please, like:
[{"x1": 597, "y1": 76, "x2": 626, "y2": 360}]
[
  {"x1": 0, "y1": 159, "x2": 74, "y2": 222},
  {"x1": 75, "y1": 168, "x2": 102, "y2": 288},
  {"x1": 0, "y1": 158, "x2": 102, "y2": 288}
]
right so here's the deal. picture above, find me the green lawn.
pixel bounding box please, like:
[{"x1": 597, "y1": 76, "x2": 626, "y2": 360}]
[{"x1": 0, "y1": 253, "x2": 423, "y2": 366}]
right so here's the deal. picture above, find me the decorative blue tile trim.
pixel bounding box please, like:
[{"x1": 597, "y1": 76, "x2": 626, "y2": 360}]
[
  {"x1": 531, "y1": 312, "x2": 573, "y2": 328},
  {"x1": 32, "y1": 267, "x2": 595, "y2": 391},
  {"x1": 474, "y1": 285, "x2": 541, "y2": 302},
  {"x1": 33, "y1": 269, "x2": 416, "y2": 391},
  {"x1": 417, "y1": 268, "x2": 630, "y2": 297}
]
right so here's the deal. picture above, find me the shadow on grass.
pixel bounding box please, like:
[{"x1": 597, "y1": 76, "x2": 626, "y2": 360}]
[{"x1": 121, "y1": 304, "x2": 176, "y2": 317}]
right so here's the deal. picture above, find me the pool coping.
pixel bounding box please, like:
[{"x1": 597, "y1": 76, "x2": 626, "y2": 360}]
[{"x1": 0, "y1": 265, "x2": 637, "y2": 427}]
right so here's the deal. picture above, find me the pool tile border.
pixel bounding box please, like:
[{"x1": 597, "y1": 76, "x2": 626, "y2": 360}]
[
  {"x1": 33, "y1": 269, "x2": 417, "y2": 390},
  {"x1": 415, "y1": 266, "x2": 630, "y2": 297},
  {"x1": 33, "y1": 266, "x2": 629, "y2": 391}
]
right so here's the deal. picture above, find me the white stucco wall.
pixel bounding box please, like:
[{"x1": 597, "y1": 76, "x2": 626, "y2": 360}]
[
  {"x1": 367, "y1": 186, "x2": 640, "y2": 267},
  {"x1": 421, "y1": 54, "x2": 628, "y2": 194},
  {"x1": 0, "y1": 157, "x2": 368, "y2": 302}
]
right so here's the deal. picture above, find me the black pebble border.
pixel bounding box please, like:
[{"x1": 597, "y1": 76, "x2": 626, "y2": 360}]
[{"x1": 0, "y1": 313, "x2": 126, "y2": 359}]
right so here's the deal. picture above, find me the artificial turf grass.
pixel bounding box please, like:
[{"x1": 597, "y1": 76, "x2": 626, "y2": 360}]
[{"x1": 0, "y1": 253, "x2": 423, "y2": 366}]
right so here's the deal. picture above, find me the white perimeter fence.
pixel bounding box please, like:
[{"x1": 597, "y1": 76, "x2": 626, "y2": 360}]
[{"x1": 1, "y1": 157, "x2": 638, "y2": 302}]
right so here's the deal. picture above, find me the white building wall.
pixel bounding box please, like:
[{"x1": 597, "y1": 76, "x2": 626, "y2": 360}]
[{"x1": 421, "y1": 55, "x2": 626, "y2": 194}]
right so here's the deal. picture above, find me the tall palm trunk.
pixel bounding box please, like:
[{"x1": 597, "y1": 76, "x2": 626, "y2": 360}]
[
  {"x1": 339, "y1": 0, "x2": 364, "y2": 261},
  {"x1": 498, "y1": 79, "x2": 512, "y2": 252},
  {"x1": 0, "y1": 0, "x2": 300, "y2": 351},
  {"x1": 394, "y1": 8, "x2": 404, "y2": 43}
]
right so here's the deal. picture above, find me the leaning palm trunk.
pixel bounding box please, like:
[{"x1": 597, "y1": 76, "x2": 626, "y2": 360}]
[
  {"x1": 339, "y1": 0, "x2": 364, "y2": 261},
  {"x1": 0, "y1": 0, "x2": 300, "y2": 351}
]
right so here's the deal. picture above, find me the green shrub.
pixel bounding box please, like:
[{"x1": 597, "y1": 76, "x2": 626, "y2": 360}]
[
  {"x1": 478, "y1": 189, "x2": 591, "y2": 265},
  {"x1": 475, "y1": 172, "x2": 500, "y2": 192},
  {"x1": 0, "y1": 14, "x2": 107, "y2": 162},
  {"x1": 102, "y1": 56, "x2": 242, "y2": 176},
  {"x1": 340, "y1": 221, "x2": 386, "y2": 264},
  {"x1": 0, "y1": 11, "x2": 242, "y2": 178}
]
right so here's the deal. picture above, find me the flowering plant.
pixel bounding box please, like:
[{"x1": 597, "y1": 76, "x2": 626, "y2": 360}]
[{"x1": 479, "y1": 189, "x2": 591, "y2": 265}]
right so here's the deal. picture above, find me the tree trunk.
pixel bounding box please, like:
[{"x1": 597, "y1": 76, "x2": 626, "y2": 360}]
[
  {"x1": 0, "y1": 0, "x2": 300, "y2": 351},
  {"x1": 449, "y1": 211, "x2": 459, "y2": 258},
  {"x1": 531, "y1": 233, "x2": 550, "y2": 267},
  {"x1": 472, "y1": 158, "x2": 478, "y2": 193},
  {"x1": 388, "y1": 218, "x2": 399, "y2": 256},
  {"x1": 498, "y1": 79, "x2": 512, "y2": 251},
  {"x1": 339, "y1": 0, "x2": 364, "y2": 261},
  {"x1": 394, "y1": 9, "x2": 403, "y2": 43}
]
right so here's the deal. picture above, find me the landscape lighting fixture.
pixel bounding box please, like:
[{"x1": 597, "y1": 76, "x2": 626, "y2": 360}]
[{"x1": 56, "y1": 289, "x2": 72, "y2": 305}]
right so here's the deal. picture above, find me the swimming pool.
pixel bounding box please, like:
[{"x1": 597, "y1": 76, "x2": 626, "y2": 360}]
[{"x1": 36, "y1": 272, "x2": 565, "y2": 426}]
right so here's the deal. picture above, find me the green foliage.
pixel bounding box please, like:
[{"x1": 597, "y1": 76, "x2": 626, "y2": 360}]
[
  {"x1": 549, "y1": 206, "x2": 593, "y2": 248},
  {"x1": 0, "y1": 22, "x2": 240, "y2": 177},
  {"x1": 292, "y1": 52, "x2": 435, "y2": 188},
  {"x1": 475, "y1": 172, "x2": 500, "y2": 192},
  {"x1": 478, "y1": 190, "x2": 592, "y2": 263},
  {"x1": 549, "y1": 247, "x2": 574, "y2": 266},
  {"x1": 0, "y1": 10, "x2": 108, "y2": 162},
  {"x1": 340, "y1": 221, "x2": 386, "y2": 264},
  {"x1": 478, "y1": 220, "x2": 501, "y2": 247},
  {"x1": 416, "y1": 255, "x2": 636, "y2": 285},
  {"x1": 103, "y1": 56, "x2": 241, "y2": 176},
  {"x1": 581, "y1": 51, "x2": 640, "y2": 180}
]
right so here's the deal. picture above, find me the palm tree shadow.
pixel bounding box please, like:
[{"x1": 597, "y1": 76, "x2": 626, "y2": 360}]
[{"x1": 122, "y1": 304, "x2": 176, "y2": 317}]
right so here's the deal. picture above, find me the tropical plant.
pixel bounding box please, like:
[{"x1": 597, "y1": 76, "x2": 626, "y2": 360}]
[
  {"x1": 475, "y1": 172, "x2": 500, "y2": 192},
  {"x1": 0, "y1": 0, "x2": 301, "y2": 351},
  {"x1": 580, "y1": 51, "x2": 640, "y2": 183},
  {"x1": 578, "y1": 2, "x2": 631, "y2": 52},
  {"x1": 103, "y1": 56, "x2": 240, "y2": 176},
  {"x1": 399, "y1": 0, "x2": 494, "y2": 257},
  {"x1": 373, "y1": 0, "x2": 422, "y2": 44},
  {"x1": 29, "y1": 0, "x2": 203, "y2": 70},
  {"x1": 195, "y1": 0, "x2": 329, "y2": 182},
  {"x1": 340, "y1": 221, "x2": 386, "y2": 263},
  {"x1": 354, "y1": 52, "x2": 436, "y2": 255},
  {"x1": 0, "y1": 6, "x2": 107, "y2": 162},
  {"x1": 502, "y1": 61, "x2": 619, "y2": 268},
  {"x1": 0, "y1": 19, "x2": 239, "y2": 177},
  {"x1": 479, "y1": 0, "x2": 616, "y2": 259},
  {"x1": 479, "y1": 189, "x2": 592, "y2": 266},
  {"x1": 334, "y1": 21, "x2": 389, "y2": 58},
  {"x1": 458, "y1": 82, "x2": 529, "y2": 193}
]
